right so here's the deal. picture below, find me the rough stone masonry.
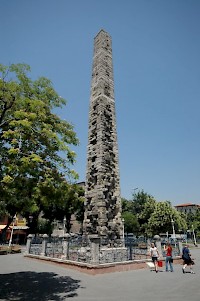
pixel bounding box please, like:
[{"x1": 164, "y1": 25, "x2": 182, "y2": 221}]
[{"x1": 83, "y1": 29, "x2": 123, "y2": 243}]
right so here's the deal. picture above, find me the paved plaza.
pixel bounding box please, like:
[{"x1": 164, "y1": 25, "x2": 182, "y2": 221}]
[{"x1": 0, "y1": 247, "x2": 200, "y2": 301}]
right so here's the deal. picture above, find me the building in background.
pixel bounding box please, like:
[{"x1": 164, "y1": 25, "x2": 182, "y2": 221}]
[
  {"x1": 175, "y1": 203, "x2": 200, "y2": 214},
  {"x1": 0, "y1": 215, "x2": 28, "y2": 244}
]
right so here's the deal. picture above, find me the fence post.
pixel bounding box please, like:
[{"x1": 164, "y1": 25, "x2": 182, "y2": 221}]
[
  {"x1": 25, "y1": 234, "x2": 33, "y2": 255},
  {"x1": 89, "y1": 235, "x2": 100, "y2": 264},
  {"x1": 62, "y1": 233, "x2": 71, "y2": 260},
  {"x1": 41, "y1": 234, "x2": 48, "y2": 256}
]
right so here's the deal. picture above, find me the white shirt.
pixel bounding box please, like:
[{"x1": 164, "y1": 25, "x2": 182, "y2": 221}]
[{"x1": 150, "y1": 246, "x2": 158, "y2": 257}]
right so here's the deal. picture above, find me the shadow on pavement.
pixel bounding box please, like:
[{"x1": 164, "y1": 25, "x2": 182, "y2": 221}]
[{"x1": 0, "y1": 271, "x2": 81, "y2": 300}]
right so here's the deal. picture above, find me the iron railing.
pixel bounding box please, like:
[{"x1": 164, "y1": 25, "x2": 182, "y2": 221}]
[{"x1": 28, "y1": 235, "x2": 181, "y2": 264}]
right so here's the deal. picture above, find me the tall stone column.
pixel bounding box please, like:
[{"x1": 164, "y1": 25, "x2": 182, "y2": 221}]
[{"x1": 83, "y1": 30, "x2": 123, "y2": 243}]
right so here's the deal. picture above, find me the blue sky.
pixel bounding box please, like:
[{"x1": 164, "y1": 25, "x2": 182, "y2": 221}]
[{"x1": 1, "y1": 0, "x2": 200, "y2": 205}]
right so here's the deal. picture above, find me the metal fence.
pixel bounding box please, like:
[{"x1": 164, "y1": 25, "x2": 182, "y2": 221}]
[
  {"x1": 46, "y1": 236, "x2": 63, "y2": 258},
  {"x1": 28, "y1": 235, "x2": 181, "y2": 264}
]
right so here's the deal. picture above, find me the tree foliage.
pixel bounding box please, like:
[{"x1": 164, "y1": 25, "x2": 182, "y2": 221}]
[
  {"x1": 185, "y1": 210, "x2": 200, "y2": 239},
  {"x1": 131, "y1": 190, "x2": 154, "y2": 215},
  {"x1": 138, "y1": 197, "x2": 156, "y2": 236},
  {"x1": 0, "y1": 63, "x2": 79, "y2": 226},
  {"x1": 122, "y1": 211, "x2": 140, "y2": 234},
  {"x1": 41, "y1": 183, "x2": 85, "y2": 233},
  {"x1": 147, "y1": 201, "x2": 187, "y2": 237},
  {"x1": 122, "y1": 191, "x2": 187, "y2": 238}
]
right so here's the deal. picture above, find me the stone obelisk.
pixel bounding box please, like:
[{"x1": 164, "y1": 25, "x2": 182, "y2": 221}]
[{"x1": 83, "y1": 30, "x2": 123, "y2": 242}]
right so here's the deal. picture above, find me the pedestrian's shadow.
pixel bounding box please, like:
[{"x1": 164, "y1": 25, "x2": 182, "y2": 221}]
[{"x1": 0, "y1": 271, "x2": 81, "y2": 300}]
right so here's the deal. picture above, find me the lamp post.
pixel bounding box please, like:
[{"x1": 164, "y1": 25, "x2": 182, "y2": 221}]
[
  {"x1": 132, "y1": 187, "x2": 138, "y2": 196},
  {"x1": 186, "y1": 230, "x2": 190, "y2": 244},
  {"x1": 63, "y1": 216, "x2": 66, "y2": 234},
  {"x1": 122, "y1": 218, "x2": 125, "y2": 240},
  {"x1": 171, "y1": 218, "x2": 176, "y2": 248},
  {"x1": 192, "y1": 224, "x2": 197, "y2": 246},
  {"x1": 8, "y1": 214, "x2": 17, "y2": 247}
]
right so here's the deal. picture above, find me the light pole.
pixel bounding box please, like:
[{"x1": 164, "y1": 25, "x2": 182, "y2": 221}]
[
  {"x1": 63, "y1": 216, "x2": 66, "y2": 234},
  {"x1": 122, "y1": 218, "x2": 125, "y2": 240},
  {"x1": 186, "y1": 230, "x2": 190, "y2": 244},
  {"x1": 132, "y1": 187, "x2": 138, "y2": 195},
  {"x1": 171, "y1": 218, "x2": 176, "y2": 248},
  {"x1": 8, "y1": 214, "x2": 17, "y2": 247},
  {"x1": 192, "y1": 224, "x2": 197, "y2": 246}
]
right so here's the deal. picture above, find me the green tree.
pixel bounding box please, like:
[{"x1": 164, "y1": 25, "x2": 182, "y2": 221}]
[
  {"x1": 138, "y1": 197, "x2": 156, "y2": 236},
  {"x1": 131, "y1": 190, "x2": 157, "y2": 235},
  {"x1": 0, "y1": 63, "x2": 79, "y2": 234},
  {"x1": 185, "y1": 212, "x2": 195, "y2": 231},
  {"x1": 147, "y1": 201, "x2": 187, "y2": 237},
  {"x1": 121, "y1": 197, "x2": 134, "y2": 213},
  {"x1": 189, "y1": 210, "x2": 200, "y2": 240},
  {"x1": 122, "y1": 211, "x2": 140, "y2": 234},
  {"x1": 131, "y1": 190, "x2": 155, "y2": 215},
  {"x1": 74, "y1": 186, "x2": 85, "y2": 232},
  {"x1": 40, "y1": 183, "x2": 85, "y2": 234},
  {"x1": 122, "y1": 192, "x2": 188, "y2": 238},
  {"x1": 121, "y1": 194, "x2": 156, "y2": 236}
]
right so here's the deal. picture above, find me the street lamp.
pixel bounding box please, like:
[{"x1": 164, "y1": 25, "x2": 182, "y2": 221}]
[
  {"x1": 122, "y1": 218, "x2": 125, "y2": 240},
  {"x1": 8, "y1": 214, "x2": 17, "y2": 247},
  {"x1": 63, "y1": 216, "x2": 66, "y2": 234},
  {"x1": 171, "y1": 218, "x2": 176, "y2": 248},
  {"x1": 192, "y1": 224, "x2": 197, "y2": 246},
  {"x1": 186, "y1": 230, "x2": 190, "y2": 244},
  {"x1": 132, "y1": 188, "x2": 138, "y2": 195}
]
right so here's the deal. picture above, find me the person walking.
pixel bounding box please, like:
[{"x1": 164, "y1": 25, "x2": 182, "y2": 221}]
[
  {"x1": 164, "y1": 242, "x2": 173, "y2": 272},
  {"x1": 182, "y1": 244, "x2": 195, "y2": 274},
  {"x1": 150, "y1": 242, "x2": 159, "y2": 273}
]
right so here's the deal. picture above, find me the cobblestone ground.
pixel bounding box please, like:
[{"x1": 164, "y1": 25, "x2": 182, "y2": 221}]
[{"x1": 0, "y1": 246, "x2": 200, "y2": 301}]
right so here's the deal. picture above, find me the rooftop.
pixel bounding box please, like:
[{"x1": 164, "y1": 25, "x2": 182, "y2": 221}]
[{"x1": 175, "y1": 203, "x2": 200, "y2": 208}]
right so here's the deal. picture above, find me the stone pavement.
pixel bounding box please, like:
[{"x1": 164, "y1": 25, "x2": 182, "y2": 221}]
[{"x1": 0, "y1": 247, "x2": 200, "y2": 301}]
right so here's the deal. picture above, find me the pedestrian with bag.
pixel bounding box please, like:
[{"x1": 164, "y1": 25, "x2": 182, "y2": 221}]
[
  {"x1": 150, "y1": 242, "x2": 160, "y2": 273},
  {"x1": 164, "y1": 242, "x2": 173, "y2": 272},
  {"x1": 182, "y1": 244, "x2": 195, "y2": 274}
]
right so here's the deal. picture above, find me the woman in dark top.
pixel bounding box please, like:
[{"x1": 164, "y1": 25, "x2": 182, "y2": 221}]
[{"x1": 182, "y1": 245, "x2": 195, "y2": 274}]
